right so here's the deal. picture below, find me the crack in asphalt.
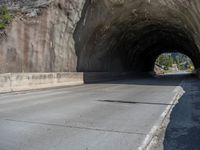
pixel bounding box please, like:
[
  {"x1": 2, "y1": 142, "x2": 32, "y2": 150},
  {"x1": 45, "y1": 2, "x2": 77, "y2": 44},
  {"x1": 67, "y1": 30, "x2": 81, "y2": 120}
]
[{"x1": 3, "y1": 118, "x2": 146, "y2": 136}]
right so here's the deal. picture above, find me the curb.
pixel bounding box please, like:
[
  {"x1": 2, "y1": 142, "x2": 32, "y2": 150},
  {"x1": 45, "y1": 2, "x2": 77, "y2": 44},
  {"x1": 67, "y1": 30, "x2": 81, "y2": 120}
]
[{"x1": 138, "y1": 85, "x2": 185, "y2": 150}]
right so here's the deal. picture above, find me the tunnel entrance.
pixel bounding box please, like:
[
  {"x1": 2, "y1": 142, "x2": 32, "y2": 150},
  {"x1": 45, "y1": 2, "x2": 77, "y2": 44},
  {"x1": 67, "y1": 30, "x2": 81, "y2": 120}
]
[
  {"x1": 74, "y1": 1, "x2": 200, "y2": 75},
  {"x1": 75, "y1": 23, "x2": 200, "y2": 74},
  {"x1": 154, "y1": 52, "x2": 195, "y2": 75}
]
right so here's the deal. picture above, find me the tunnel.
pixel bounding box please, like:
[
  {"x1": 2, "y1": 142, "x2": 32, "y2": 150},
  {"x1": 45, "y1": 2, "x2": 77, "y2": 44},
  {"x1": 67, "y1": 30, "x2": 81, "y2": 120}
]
[{"x1": 74, "y1": 0, "x2": 200, "y2": 74}]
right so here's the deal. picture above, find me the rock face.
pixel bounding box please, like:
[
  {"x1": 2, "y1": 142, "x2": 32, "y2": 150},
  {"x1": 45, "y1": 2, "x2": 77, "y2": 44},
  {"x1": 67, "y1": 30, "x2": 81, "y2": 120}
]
[
  {"x1": 1, "y1": 0, "x2": 200, "y2": 73},
  {"x1": 0, "y1": 0, "x2": 85, "y2": 73}
]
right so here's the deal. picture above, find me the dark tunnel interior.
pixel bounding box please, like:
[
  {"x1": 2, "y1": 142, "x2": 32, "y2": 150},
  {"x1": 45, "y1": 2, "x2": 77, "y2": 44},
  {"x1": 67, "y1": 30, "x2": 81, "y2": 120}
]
[
  {"x1": 109, "y1": 24, "x2": 200, "y2": 72},
  {"x1": 75, "y1": 22, "x2": 200, "y2": 73},
  {"x1": 74, "y1": 1, "x2": 200, "y2": 73}
]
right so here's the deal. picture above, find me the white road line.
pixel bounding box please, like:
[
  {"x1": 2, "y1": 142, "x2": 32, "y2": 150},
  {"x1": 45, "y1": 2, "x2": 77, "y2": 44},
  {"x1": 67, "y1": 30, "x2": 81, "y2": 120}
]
[{"x1": 138, "y1": 82, "x2": 185, "y2": 150}]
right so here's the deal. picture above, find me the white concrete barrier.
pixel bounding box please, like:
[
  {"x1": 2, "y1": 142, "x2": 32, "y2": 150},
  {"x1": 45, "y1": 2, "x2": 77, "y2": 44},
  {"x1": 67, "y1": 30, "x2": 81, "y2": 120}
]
[
  {"x1": 0, "y1": 72, "x2": 84, "y2": 93},
  {"x1": 0, "y1": 72, "x2": 135, "y2": 93}
]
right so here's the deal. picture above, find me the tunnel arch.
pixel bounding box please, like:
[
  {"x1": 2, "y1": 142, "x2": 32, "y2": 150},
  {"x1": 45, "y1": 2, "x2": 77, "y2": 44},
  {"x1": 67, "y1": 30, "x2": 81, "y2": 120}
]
[
  {"x1": 75, "y1": 21, "x2": 200, "y2": 73},
  {"x1": 110, "y1": 23, "x2": 200, "y2": 72},
  {"x1": 74, "y1": 0, "x2": 200, "y2": 73},
  {"x1": 130, "y1": 26, "x2": 200, "y2": 72}
]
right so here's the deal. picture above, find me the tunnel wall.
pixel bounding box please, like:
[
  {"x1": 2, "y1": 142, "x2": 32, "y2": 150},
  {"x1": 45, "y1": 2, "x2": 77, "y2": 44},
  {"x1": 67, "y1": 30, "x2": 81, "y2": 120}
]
[
  {"x1": 0, "y1": 0, "x2": 200, "y2": 73},
  {"x1": 75, "y1": 0, "x2": 200, "y2": 72}
]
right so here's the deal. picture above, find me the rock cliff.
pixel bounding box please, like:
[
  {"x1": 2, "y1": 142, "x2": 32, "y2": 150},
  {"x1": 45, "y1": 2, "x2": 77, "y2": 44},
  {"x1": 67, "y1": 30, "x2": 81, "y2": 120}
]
[
  {"x1": 0, "y1": 0, "x2": 85, "y2": 73},
  {"x1": 1, "y1": 0, "x2": 200, "y2": 73}
]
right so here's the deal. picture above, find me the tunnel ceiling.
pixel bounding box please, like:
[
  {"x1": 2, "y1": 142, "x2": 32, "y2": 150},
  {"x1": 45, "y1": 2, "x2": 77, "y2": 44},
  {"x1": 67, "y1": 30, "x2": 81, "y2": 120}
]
[{"x1": 74, "y1": 0, "x2": 200, "y2": 72}]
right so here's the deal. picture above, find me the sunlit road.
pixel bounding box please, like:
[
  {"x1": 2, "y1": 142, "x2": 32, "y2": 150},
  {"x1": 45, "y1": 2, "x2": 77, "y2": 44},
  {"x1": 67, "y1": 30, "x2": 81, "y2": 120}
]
[{"x1": 0, "y1": 75, "x2": 187, "y2": 150}]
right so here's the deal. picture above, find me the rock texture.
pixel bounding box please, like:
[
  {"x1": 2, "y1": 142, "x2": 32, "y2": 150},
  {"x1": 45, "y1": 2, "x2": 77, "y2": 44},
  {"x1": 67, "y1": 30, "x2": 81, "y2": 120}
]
[
  {"x1": 75, "y1": 0, "x2": 200, "y2": 72},
  {"x1": 0, "y1": 0, "x2": 85, "y2": 73},
  {"x1": 1, "y1": 0, "x2": 200, "y2": 73}
]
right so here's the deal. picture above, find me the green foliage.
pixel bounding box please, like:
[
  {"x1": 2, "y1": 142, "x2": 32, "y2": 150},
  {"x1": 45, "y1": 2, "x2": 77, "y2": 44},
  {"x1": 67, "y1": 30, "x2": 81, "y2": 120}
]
[
  {"x1": 156, "y1": 54, "x2": 173, "y2": 70},
  {"x1": 0, "y1": 5, "x2": 12, "y2": 30},
  {"x1": 155, "y1": 53, "x2": 194, "y2": 72}
]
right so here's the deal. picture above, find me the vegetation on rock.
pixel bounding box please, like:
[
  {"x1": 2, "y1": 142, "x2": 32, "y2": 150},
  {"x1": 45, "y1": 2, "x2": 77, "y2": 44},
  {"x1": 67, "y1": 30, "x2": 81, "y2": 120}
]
[{"x1": 0, "y1": 5, "x2": 12, "y2": 30}]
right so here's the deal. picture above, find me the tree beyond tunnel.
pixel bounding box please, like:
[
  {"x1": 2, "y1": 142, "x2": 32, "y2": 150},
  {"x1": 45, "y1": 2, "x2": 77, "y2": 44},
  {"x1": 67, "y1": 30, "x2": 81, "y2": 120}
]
[
  {"x1": 154, "y1": 52, "x2": 195, "y2": 74},
  {"x1": 74, "y1": 0, "x2": 200, "y2": 73}
]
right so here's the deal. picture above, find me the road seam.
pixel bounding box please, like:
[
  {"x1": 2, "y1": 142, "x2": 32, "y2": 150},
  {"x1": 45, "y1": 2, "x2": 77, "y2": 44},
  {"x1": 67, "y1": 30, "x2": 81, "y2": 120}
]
[
  {"x1": 3, "y1": 118, "x2": 146, "y2": 136},
  {"x1": 138, "y1": 83, "x2": 185, "y2": 150}
]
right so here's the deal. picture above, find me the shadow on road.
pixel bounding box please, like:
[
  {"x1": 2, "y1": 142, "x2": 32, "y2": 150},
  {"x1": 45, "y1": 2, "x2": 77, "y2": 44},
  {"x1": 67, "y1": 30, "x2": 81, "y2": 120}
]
[
  {"x1": 84, "y1": 72, "x2": 194, "y2": 86},
  {"x1": 98, "y1": 99, "x2": 176, "y2": 106},
  {"x1": 163, "y1": 77, "x2": 200, "y2": 150}
]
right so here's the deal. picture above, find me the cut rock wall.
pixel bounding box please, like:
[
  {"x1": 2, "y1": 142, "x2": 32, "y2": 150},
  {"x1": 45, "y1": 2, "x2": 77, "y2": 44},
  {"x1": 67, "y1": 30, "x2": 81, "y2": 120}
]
[
  {"x1": 1, "y1": 0, "x2": 200, "y2": 73},
  {"x1": 0, "y1": 0, "x2": 85, "y2": 73}
]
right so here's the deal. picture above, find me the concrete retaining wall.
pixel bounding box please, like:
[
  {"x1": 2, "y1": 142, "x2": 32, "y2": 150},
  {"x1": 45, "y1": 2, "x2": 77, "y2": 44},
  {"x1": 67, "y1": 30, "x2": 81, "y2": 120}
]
[
  {"x1": 0, "y1": 73, "x2": 84, "y2": 93},
  {"x1": 0, "y1": 72, "x2": 134, "y2": 93}
]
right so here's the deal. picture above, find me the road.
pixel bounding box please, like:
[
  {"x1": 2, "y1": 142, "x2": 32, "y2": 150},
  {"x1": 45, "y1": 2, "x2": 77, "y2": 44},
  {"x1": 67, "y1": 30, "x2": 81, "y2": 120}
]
[
  {"x1": 0, "y1": 75, "x2": 186, "y2": 150},
  {"x1": 163, "y1": 75, "x2": 200, "y2": 150}
]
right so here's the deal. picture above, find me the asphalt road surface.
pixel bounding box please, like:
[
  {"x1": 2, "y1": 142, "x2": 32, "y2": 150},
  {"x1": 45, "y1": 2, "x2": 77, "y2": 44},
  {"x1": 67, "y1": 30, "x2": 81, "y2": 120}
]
[
  {"x1": 163, "y1": 75, "x2": 200, "y2": 150},
  {"x1": 0, "y1": 75, "x2": 186, "y2": 150}
]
